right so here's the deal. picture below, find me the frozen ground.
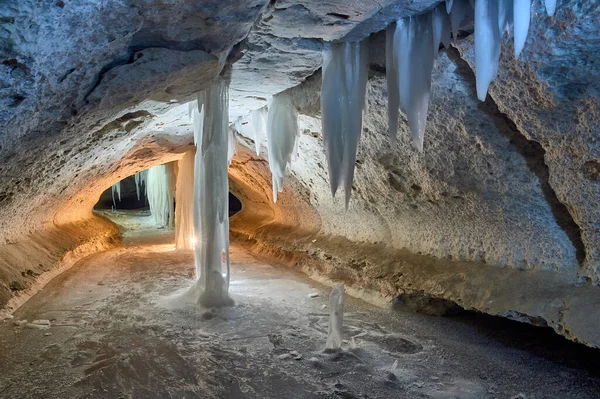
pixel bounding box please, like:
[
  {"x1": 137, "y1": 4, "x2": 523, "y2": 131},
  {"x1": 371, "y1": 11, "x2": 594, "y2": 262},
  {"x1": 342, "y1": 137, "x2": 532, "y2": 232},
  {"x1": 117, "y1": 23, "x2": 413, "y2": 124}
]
[{"x1": 1, "y1": 212, "x2": 599, "y2": 399}]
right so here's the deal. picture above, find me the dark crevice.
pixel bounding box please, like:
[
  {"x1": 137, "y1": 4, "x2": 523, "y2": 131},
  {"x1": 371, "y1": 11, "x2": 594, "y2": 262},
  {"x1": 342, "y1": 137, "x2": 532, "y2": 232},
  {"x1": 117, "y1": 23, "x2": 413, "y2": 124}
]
[{"x1": 446, "y1": 46, "x2": 586, "y2": 264}]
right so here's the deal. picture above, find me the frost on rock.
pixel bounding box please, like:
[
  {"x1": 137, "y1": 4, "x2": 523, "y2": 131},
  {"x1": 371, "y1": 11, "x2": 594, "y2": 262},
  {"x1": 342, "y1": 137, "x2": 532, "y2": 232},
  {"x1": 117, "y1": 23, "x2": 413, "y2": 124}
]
[
  {"x1": 545, "y1": 0, "x2": 557, "y2": 17},
  {"x1": 387, "y1": 13, "x2": 435, "y2": 151},
  {"x1": 266, "y1": 92, "x2": 298, "y2": 203},
  {"x1": 147, "y1": 163, "x2": 176, "y2": 228},
  {"x1": 111, "y1": 181, "x2": 121, "y2": 210},
  {"x1": 251, "y1": 107, "x2": 268, "y2": 156},
  {"x1": 175, "y1": 150, "x2": 195, "y2": 250},
  {"x1": 321, "y1": 39, "x2": 369, "y2": 208},
  {"x1": 513, "y1": 0, "x2": 531, "y2": 58},
  {"x1": 326, "y1": 284, "x2": 345, "y2": 351},
  {"x1": 191, "y1": 76, "x2": 233, "y2": 307}
]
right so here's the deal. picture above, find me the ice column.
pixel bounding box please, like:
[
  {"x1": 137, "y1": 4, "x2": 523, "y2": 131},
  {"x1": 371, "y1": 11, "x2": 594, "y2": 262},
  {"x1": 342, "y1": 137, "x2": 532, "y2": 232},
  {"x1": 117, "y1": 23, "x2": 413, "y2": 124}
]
[
  {"x1": 321, "y1": 39, "x2": 369, "y2": 208},
  {"x1": 251, "y1": 107, "x2": 268, "y2": 156},
  {"x1": 387, "y1": 13, "x2": 435, "y2": 151},
  {"x1": 191, "y1": 77, "x2": 233, "y2": 307},
  {"x1": 266, "y1": 92, "x2": 298, "y2": 203},
  {"x1": 326, "y1": 284, "x2": 345, "y2": 350},
  {"x1": 175, "y1": 150, "x2": 195, "y2": 250}
]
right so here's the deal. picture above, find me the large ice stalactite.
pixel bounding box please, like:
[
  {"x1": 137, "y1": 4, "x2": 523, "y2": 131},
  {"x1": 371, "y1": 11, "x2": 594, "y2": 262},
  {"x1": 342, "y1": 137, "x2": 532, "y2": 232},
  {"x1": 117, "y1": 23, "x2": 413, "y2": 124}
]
[
  {"x1": 321, "y1": 39, "x2": 369, "y2": 207},
  {"x1": 251, "y1": 107, "x2": 268, "y2": 156},
  {"x1": 474, "y1": 0, "x2": 502, "y2": 101},
  {"x1": 326, "y1": 284, "x2": 345, "y2": 351},
  {"x1": 175, "y1": 150, "x2": 195, "y2": 250},
  {"x1": 266, "y1": 92, "x2": 299, "y2": 203},
  {"x1": 146, "y1": 163, "x2": 176, "y2": 228},
  {"x1": 191, "y1": 77, "x2": 233, "y2": 307},
  {"x1": 387, "y1": 12, "x2": 436, "y2": 151},
  {"x1": 111, "y1": 182, "x2": 121, "y2": 210}
]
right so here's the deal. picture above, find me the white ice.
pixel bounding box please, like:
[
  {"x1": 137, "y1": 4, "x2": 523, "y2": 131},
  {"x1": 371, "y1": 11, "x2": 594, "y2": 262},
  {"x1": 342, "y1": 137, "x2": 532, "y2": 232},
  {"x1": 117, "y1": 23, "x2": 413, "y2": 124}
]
[
  {"x1": 449, "y1": 0, "x2": 473, "y2": 43},
  {"x1": 388, "y1": 13, "x2": 435, "y2": 151},
  {"x1": 474, "y1": 0, "x2": 502, "y2": 101},
  {"x1": 432, "y1": 3, "x2": 451, "y2": 58},
  {"x1": 251, "y1": 107, "x2": 268, "y2": 156},
  {"x1": 545, "y1": 0, "x2": 557, "y2": 17},
  {"x1": 325, "y1": 284, "x2": 345, "y2": 350},
  {"x1": 111, "y1": 181, "x2": 121, "y2": 209},
  {"x1": 513, "y1": 0, "x2": 531, "y2": 58},
  {"x1": 446, "y1": 0, "x2": 454, "y2": 14},
  {"x1": 175, "y1": 150, "x2": 195, "y2": 250},
  {"x1": 134, "y1": 170, "x2": 147, "y2": 201},
  {"x1": 266, "y1": 92, "x2": 298, "y2": 203},
  {"x1": 321, "y1": 39, "x2": 369, "y2": 208},
  {"x1": 146, "y1": 163, "x2": 175, "y2": 228},
  {"x1": 191, "y1": 78, "x2": 233, "y2": 307}
]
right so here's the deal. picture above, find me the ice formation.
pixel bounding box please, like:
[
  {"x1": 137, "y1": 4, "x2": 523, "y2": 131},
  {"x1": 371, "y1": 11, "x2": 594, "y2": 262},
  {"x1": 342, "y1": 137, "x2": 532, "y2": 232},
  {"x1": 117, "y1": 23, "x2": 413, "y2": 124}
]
[
  {"x1": 448, "y1": 0, "x2": 473, "y2": 43},
  {"x1": 175, "y1": 150, "x2": 195, "y2": 250},
  {"x1": 134, "y1": 170, "x2": 147, "y2": 201},
  {"x1": 228, "y1": 127, "x2": 236, "y2": 164},
  {"x1": 191, "y1": 77, "x2": 233, "y2": 307},
  {"x1": 251, "y1": 107, "x2": 268, "y2": 156},
  {"x1": 321, "y1": 40, "x2": 369, "y2": 207},
  {"x1": 111, "y1": 182, "x2": 121, "y2": 209},
  {"x1": 326, "y1": 284, "x2": 345, "y2": 350},
  {"x1": 387, "y1": 12, "x2": 435, "y2": 151},
  {"x1": 474, "y1": 0, "x2": 502, "y2": 101},
  {"x1": 432, "y1": 4, "x2": 451, "y2": 58},
  {"x1": 513, "y1": 0, "x2": 531, "y2": 58},
  {"x1": 446, "y1": 0, "x2": 453, "y2": 14},
  {"x1": 545, "y1": 0, "x2": 557, "y2": 17},
  {"x1": 146, "y1": 163, "x2": 176, "y2": 228},
  {"x1": 266, "y1": 92, "x2": 299, "y2": 203}
]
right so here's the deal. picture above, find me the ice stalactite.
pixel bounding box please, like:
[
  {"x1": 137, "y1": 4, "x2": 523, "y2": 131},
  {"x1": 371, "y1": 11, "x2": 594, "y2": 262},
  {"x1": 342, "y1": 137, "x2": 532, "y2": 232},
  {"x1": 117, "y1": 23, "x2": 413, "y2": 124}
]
[
  {"x1": 321, "y1": 39, "x2": 369, "y2": 208},
  {"x1": 387, "y1": 12, "x2": 435, "y2": 151},
  {"x1": 446, "y1": 0, "x2": 454, "y2": 14},
  {"x1": 432, "y1": 3, "x2": 451, "y2": 58},
  {"x1": 513, "y1": 0, "x2": 531, "y2": 58},
  {"x1": 134, "y1": 170, "x2": 147, "y2": 201},
  {"x1": 146, "y1": 163, "x2": 175, "y2": 228},
  {"x1": 111, "y1": 182, "x2": 121, "y2": 210},
  {"x1": 192, "y1": 76, "x2": 233, "y2": 307},
  {"x1": 228, "y1": 127, "x2": 236, "y2": 165},
  {"x1": 251, "y1": 107, "x2": 268, "y2": 156},
  {"x1": 175, "y1": 150, "x2": 195, "y2": 250},
  {"x1": 266, "y1": 92, "x2": 298, "y2": 203},
  {"x1": 545, "y1": 0, "x2": 557, "y2": 17},
  {"x1": 448, "y1": 0, "x2": 474, "y2": 43},
  {"x1": 474, "y1": 0, "x2": 502, "y2": 101},
  {"x1": 325, "y1": 284, "x2": 345, "y2": 351}
]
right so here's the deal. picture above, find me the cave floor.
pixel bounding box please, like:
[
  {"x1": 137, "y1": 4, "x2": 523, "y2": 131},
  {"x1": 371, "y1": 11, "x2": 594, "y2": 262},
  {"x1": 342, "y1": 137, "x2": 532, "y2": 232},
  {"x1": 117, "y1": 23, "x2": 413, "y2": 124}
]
[{"x1": 1, "y1": 213, "x2": 600, "y2": 399}]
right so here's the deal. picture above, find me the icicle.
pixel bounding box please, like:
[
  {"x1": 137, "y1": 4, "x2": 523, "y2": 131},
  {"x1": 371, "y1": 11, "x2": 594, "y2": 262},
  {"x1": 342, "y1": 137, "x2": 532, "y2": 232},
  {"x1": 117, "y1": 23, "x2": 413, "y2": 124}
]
[
  {"x1": 321, "y1": 39, "x2": 369, "y2": 208},
  {"x1": 388, "y1": 13, "x2": 435, "y2": 152},
  {"x1": 545, "y1": 0, "x2": 557, "y2": 17},
  {"x1": 251, "y1": 107, "x2": 268, "y2": 156},
  {"x1": 513, "y1": 0, "x2": 531, "y2": 58},
  {"x1": 134, "y1": 173, "x2": 141, "y2": 201},
  {"x1": 134, "y1": 170, "x2": 147, "y2": 202},
  {"x1": 175, "y1": 150, "x2": 195, "y2": 250},
  {"x1": 446, "y1": 0, "x2": 453, "y2": 14},
  {"x1": 386, "y1": 23, "x2": 400, "y2": 145},
  {"x1": 432, "y1": 4, "x2": 452, "y2": 58},
  {"x1": 266, "y1": 92, "x2": 298, "y2": 203},
  {"x1": 111, "y1": 182, "x2": 121, "y2": 210},
  {"x1": 227, "y1": 127, "x2": 236, "y2": 164},
  {"x1": 146, "y1": 164, "x2": 175, "y2": 228},
  {"x1": 474, "y1": 0, "x2": 502, "y2": 101},
  {"x1": 497, "y1": 0, "x2": 514, "y2": 37},
  {"x1": 192, "y1": 77, "x2": 233, "y2": 307},
  {"x1": 325, "y1": 284, "x2": 345, "y2": 351},
  {"x1": 449, "y1": 0, "x2": 474, "y2": 43}
]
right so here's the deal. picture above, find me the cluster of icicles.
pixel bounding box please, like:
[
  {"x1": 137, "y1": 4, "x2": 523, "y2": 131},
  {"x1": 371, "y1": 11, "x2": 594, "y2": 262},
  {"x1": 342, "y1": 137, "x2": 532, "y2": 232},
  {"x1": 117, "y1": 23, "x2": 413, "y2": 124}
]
[{"x1": 249, "y1": 0, "x2": 558, "y2": 209}]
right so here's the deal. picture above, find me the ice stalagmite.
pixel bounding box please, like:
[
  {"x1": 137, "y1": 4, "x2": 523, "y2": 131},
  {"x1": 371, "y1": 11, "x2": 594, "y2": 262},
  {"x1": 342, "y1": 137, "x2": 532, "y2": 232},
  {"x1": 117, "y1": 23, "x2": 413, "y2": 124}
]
[
  {"x1": 545, "y1": 0, "x2": 557, "y2": 17},
  {"x1": 146, "y1": 164, "x2": 175, "y2": 228},
  {"x1": 387, "y1": 13, "x2": 435, "y2": 151},
  {"x1": 321, "y1": 39, "x2": 368, "y2": 207},
  {"x1": 474, "y1": 0, "x2": 501, "y2": 101},
  {"x1": 111, "y1": 182, "x2": 121, "y2": 209},
  {"x1": 192, "y1": 77, "x2": 233, "y2": 307},
  {"x1": 513, "y1": 0, "x2": 531, "y2": 58},
  {"x1": 251, "y1": 107, "x2": 268, "y2": 156},
  {"x1": 266, "y1": 92, "x2": 298, "y2": 203},
  {"x1": 175, "y1": 150, "x2": 195, "y2": 250},
  {"x1": 325, "y1": 284, "x2": 345, "y2": 350},
  {"x1": 449, "y1": 0, "x2": 473, "y2": 43}
]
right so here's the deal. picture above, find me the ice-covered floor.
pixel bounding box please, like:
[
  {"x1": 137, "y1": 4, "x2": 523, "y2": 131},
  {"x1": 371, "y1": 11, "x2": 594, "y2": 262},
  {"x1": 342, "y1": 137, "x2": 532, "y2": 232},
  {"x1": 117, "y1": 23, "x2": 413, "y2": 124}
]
[{"x1": 1, "y1": 213, "x2": 599, "y2": 398}]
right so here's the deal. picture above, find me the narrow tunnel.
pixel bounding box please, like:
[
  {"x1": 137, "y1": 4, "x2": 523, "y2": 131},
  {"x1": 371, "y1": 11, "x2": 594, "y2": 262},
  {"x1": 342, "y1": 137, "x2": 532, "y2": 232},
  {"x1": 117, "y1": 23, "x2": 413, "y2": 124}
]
[{"x1": 1, "y1": 1, "x2": 600, "y2": 398}]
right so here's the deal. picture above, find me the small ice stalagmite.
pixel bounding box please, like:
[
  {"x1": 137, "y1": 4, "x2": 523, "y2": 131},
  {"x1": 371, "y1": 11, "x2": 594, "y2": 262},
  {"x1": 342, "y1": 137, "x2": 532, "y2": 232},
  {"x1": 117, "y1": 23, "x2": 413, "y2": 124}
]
[
  {"x1": 175, "y1": 149, "x2": 195, "y2": 250},
  {"x1": 111, "y1": 181, "x2": 121, "y2": 209},
  {"x1": 545, "y1": 0, "x2": 557, "y2": 17},
  {"x1": 191, "y1": 76, "x2": 233, "y2": 307},
  {"x1": 326, "y1": 284, "x2": 345, "y2": 350},
  {"x1": 266, "y1": 92, "x2": 298, "y2": 203},
  {"x1": 474, "y1": 0, "x2": 502, "y2": 101},
  {"x1": 321, "y1": 39, "x2": 369, "y2": 208},
  {"x1": 513, "y1": 0, "x2": 531, "y2": 58},
  {"x1": 387, "y1": 12, "x2": 435, "y2": 151},
  {"x1": 251, "y1": 107, "x2": 268, "y2": 156}
]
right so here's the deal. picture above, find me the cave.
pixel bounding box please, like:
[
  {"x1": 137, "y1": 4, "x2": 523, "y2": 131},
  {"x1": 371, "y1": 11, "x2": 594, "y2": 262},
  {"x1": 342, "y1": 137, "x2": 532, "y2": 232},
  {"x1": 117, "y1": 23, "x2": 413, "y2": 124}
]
[{"x1": 1, "y1": 1, "x2": 600, "y2": 397}]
